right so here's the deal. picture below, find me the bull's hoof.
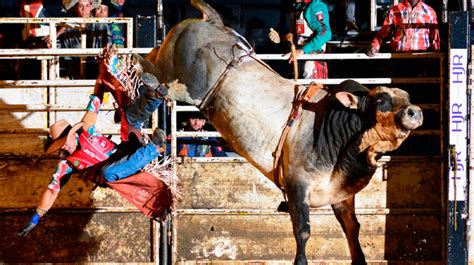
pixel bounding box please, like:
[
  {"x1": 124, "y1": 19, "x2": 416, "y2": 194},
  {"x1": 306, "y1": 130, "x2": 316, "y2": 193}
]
[{"x1": 277, "y1": 201, "x2": 289, "y2": 212}]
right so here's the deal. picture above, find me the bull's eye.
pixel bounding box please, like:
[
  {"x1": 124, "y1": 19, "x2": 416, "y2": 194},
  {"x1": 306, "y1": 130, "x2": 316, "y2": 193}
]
[{"x1": 376, "y1": 98, "x2": 385, "y2": 105}]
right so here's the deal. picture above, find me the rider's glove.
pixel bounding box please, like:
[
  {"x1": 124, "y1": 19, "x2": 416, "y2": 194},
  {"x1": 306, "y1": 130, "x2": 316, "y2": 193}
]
[{"x1": 17, "y1": 209, "x2": 46, "y2": 237}]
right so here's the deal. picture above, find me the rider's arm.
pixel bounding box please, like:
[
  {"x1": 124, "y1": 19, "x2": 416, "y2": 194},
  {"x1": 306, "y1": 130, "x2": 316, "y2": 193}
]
[
  {"x1": 301, "y1": 2, "x2": 332, "y2": 54},
  {"x1": 17, "y1": 160, "x2": 73, "y2": 236},
  {"x1": 81, "y1": 94, "x2": 103, "y2": 131}
]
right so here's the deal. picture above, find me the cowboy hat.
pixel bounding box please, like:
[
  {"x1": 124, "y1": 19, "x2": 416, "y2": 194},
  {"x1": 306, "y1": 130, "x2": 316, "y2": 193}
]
[
  {"x1": 45, "y1": 119, "x2": 84, "y2": 154},
  {"x1": 62, "y1": 0, "x2": 101, "y2": 11}
]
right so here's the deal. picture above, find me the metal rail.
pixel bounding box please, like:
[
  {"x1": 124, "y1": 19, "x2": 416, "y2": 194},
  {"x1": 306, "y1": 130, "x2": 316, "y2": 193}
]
[
  {"x1": 174, "y1": 208, "x2": 439, "y2": 216},
  {"x1": 0, "y1": 43, "x2": 445, "y2": 160},
  {"x1": 169, "y1": 53, "x2": 445, "y2": 162},
  {"x1": 0, "y1": 48, "x2": 153, "y2": 58},
  {"x1": 0, "y1": 49, "x2": 442, "y2": 59},
  {"x1": 0, "y1": 77, "x2": 441, "y2": 88}
]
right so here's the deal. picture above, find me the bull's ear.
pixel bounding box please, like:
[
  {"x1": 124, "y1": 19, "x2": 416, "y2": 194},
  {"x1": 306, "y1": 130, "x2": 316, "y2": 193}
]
[{"x1": 335, "y1": 91, "x2": 359, "y2": 109}]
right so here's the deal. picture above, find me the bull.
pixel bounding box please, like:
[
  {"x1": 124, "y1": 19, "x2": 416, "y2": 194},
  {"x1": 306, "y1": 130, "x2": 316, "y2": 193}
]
[{"x1": 144, "y1": 0, "x2": 423, "y2": 264}]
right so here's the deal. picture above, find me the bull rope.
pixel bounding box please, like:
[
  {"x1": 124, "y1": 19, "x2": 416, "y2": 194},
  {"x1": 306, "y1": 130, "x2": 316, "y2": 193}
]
[
  {"x1": 272, "y1": 83, "x2": 323, "y2": 192},
  {"x1": 198, "y1": 44, "x2": 249, "y2": 109},
  {"x1": 198, "y1": 42, "x2": 279, "y2": 110}
]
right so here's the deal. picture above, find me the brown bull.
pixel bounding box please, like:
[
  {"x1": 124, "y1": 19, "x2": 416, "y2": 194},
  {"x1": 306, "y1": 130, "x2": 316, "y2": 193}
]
[{"x1": 144, "y1": 1, "x2": 423, "y2": 264}]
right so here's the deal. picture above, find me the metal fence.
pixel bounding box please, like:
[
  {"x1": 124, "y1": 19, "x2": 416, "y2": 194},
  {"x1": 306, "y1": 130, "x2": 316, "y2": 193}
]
[{"x1": 0, "y1": 17, "x2": 445, "y2": 161}]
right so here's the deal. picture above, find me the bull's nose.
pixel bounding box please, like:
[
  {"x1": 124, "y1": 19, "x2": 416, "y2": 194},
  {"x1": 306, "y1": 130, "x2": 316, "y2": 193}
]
[
  {"x1": 407, "y1": 105, "x2": 422, "y2": 119},
  {"x1": 401, "y1": 105, "x2": 423, "y2": 130}
]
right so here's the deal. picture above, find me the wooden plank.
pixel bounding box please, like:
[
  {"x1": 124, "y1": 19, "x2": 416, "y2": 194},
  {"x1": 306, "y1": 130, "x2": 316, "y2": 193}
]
[
  {"x1": 176, "y1": 158, "x2": 442, "y2": 210},
  {"x1": 0, "y1": 212, "x2": 152, "y2": 263},
  {"x1": 0, "y1": 159, "x2": 134, "y2": 208},
  {"x1": 172, "y1": 213, "x2": 442, "y2": 262}
]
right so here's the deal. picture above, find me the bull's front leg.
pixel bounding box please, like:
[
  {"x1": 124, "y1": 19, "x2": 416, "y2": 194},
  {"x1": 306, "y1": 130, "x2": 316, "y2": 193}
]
[
  {"x1": 331, "y1": 196, "x2": 367, "y2": 265},
  {"x1": 286, "y1": 183, "x2": 311, "y2": 265}
]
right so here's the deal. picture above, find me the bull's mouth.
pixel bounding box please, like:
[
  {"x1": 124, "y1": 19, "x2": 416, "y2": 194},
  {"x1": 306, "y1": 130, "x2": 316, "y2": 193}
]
[{"x1": 399, "y1": 105, "x2": 423, "y2": 130}]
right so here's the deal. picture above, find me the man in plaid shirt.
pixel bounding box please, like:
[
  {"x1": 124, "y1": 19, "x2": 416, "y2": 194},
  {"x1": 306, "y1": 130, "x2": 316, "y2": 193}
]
[{"x1": 366, "y1": 0, "x2": 440, "y2": 56}]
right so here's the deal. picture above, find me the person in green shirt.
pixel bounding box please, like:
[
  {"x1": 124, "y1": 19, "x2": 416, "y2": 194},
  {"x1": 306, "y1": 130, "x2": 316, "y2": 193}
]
[{"x1": 289, "y1": 0, "x2": 332, "y2": 79}]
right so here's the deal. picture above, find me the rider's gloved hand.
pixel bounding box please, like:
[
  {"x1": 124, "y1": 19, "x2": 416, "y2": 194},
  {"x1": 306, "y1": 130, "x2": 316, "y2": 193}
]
[
  {"x1": 268, "y1": 28, "x2": 281, "y2": 44},
  {"x1": 17, "y1": 209, "x2": 45, "y2": 237}
]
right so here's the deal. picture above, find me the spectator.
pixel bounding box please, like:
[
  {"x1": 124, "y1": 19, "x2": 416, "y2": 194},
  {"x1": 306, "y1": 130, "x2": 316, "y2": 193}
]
[
  {"x1": 335, "y1": 0, "x2": 358, "y2": 34},
  {"x1": 177, "y1": 113, "x2": 227, "y2": 157},
  {"x1": 94, "y1": 0, "x2": 125, "y2": 48},
  {"x1": 16, "y1": 67, "x2": 168, "y2": 236},
  {"x1": 108, "y1": 0, "x2": 126, "y2": 18},
  {"x1": 20, "y1": 0, "x2": 51, "y2": 48},
  {"x1": 286, "y1": 0, "x2": 332, "y2": 79},
  {"x1": 108, "y1": 0, "x2": 127, "y2": 47},
  {"x1": 45, "y1": 0, "x2": 111, "y2": 78},
  {"x1": 56, "y1": 0, "x2": 109, "y2": 49},
  {"x1": 366, "y1": 0, "x2": 440, "y2": 57}
]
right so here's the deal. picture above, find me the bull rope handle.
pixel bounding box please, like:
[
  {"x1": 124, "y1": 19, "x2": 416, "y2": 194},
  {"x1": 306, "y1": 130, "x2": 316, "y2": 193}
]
[
  {"x1": 285, "y1": 33, "x2": 298, "y2": 81},
  {"x1": 449, "y1": 145, "x2": 457, "y2": 231}
]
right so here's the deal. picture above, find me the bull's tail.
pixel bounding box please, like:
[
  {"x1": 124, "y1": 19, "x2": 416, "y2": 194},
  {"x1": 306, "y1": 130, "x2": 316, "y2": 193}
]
[{"x1": 191, "y1": 0, "x2": 224, "y2": 27}]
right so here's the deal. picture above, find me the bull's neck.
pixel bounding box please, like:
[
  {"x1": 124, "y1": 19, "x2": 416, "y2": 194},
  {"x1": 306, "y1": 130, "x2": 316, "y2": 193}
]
[
  {"x1": 200, "y1": 53, "x2": 260, "y2": 114},
  {"x1": 312, "y1": 102, "x2": 374, "y2": 177},
  {"x1": 199, "y1": 56, "x2": 245, "y2": 109}
]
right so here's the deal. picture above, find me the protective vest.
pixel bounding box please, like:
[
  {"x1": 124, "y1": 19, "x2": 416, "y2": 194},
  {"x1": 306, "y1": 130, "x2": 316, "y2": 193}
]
[
  {"x1": 295, "y1": 0, "x2": 329, "y2": 52},
  {"x1": 296, "y1": 11, "x2": 314, "y2": 45},
  {"x1": 67, "y1": 129, "x2": 116, "y2": 170}
]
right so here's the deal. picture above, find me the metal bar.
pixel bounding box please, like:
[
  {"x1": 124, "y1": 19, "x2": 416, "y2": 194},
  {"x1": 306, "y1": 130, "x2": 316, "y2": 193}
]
[
  {"x1": 298, "y1": 77, "x2": 441, "y2": 85},
  {"x1": 40, "y1": 60, "x2": 48, "y2": 80},
  {"x1": 0, "y1": 128, "x2": 110, "y2": 134},
  {"x1": 442, "y1": 0, "x2": 449, "y2": 23},
  {"x1": 370, "y1": 0, "x2": 376, "y2": 31},
  {"x1": 160, "y1": 210, "x2": 169, "y2": 265},
  {"x1": 0, "y1": 17, "x2": 133, "y2": 24},
  {"x1": 0, "y1": 127, "x2": 153, "y2": 135},
  {"x1": 126, "y1": 18, "x2": 133, "y2": 48},
  {"x1": 174, "y1": 208, "x2": 440, "y2": 215},
  {"x1": 176, "y1": 156, "x2": 247, "y2": 163},
  {"x1": 0, "y1": 78, "x2": 440, "y2": 88},
  {"x1": 80, "y1": 30, "x2": 87, "y2": 78},
  {"x1": 48, "y1": 22, "x2": 58, "y2": 81},
  {"x1": 0, "y1": 104, "x2": 116, "y2": 111},
  {"x1": 171, "y1": 101, "x2": 178, "y2": 160},
  {"x1": 174, "y1": 105, "x2": 199, "y2": 112},
  {"x1": 0, "y1": 80, "x2": 95, "y2": 87},
  {"x1": 0, "y1": 152, "x2": 439, "y2": 162},
  {"x1": 0, "y1": 50, "x2": 444, "y2": 59},
  {"x1": 0, "y1": 48, "x2": 153, "y2": 58},
  {"x1": 171, "y1": 214, "x2": 178, "y2": 265},
  {"x1": 172, "y1": 102, "x2": 441, "y2": 113},
  {"x1": 0, "y1": 207, "x2": 140, "y2": 214},
  {"x1": 0, "y1": 127, "x2": 437, "y2": 137},
  {"x1": 175, "y1": 131, "x2": 221, "y2": 138},
  {"x1": 48, "y1": 80, "x2": 56, "y2": 128},
  {"x1": 257, "y1": 52, "x2": 445, "y2": 60}
]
